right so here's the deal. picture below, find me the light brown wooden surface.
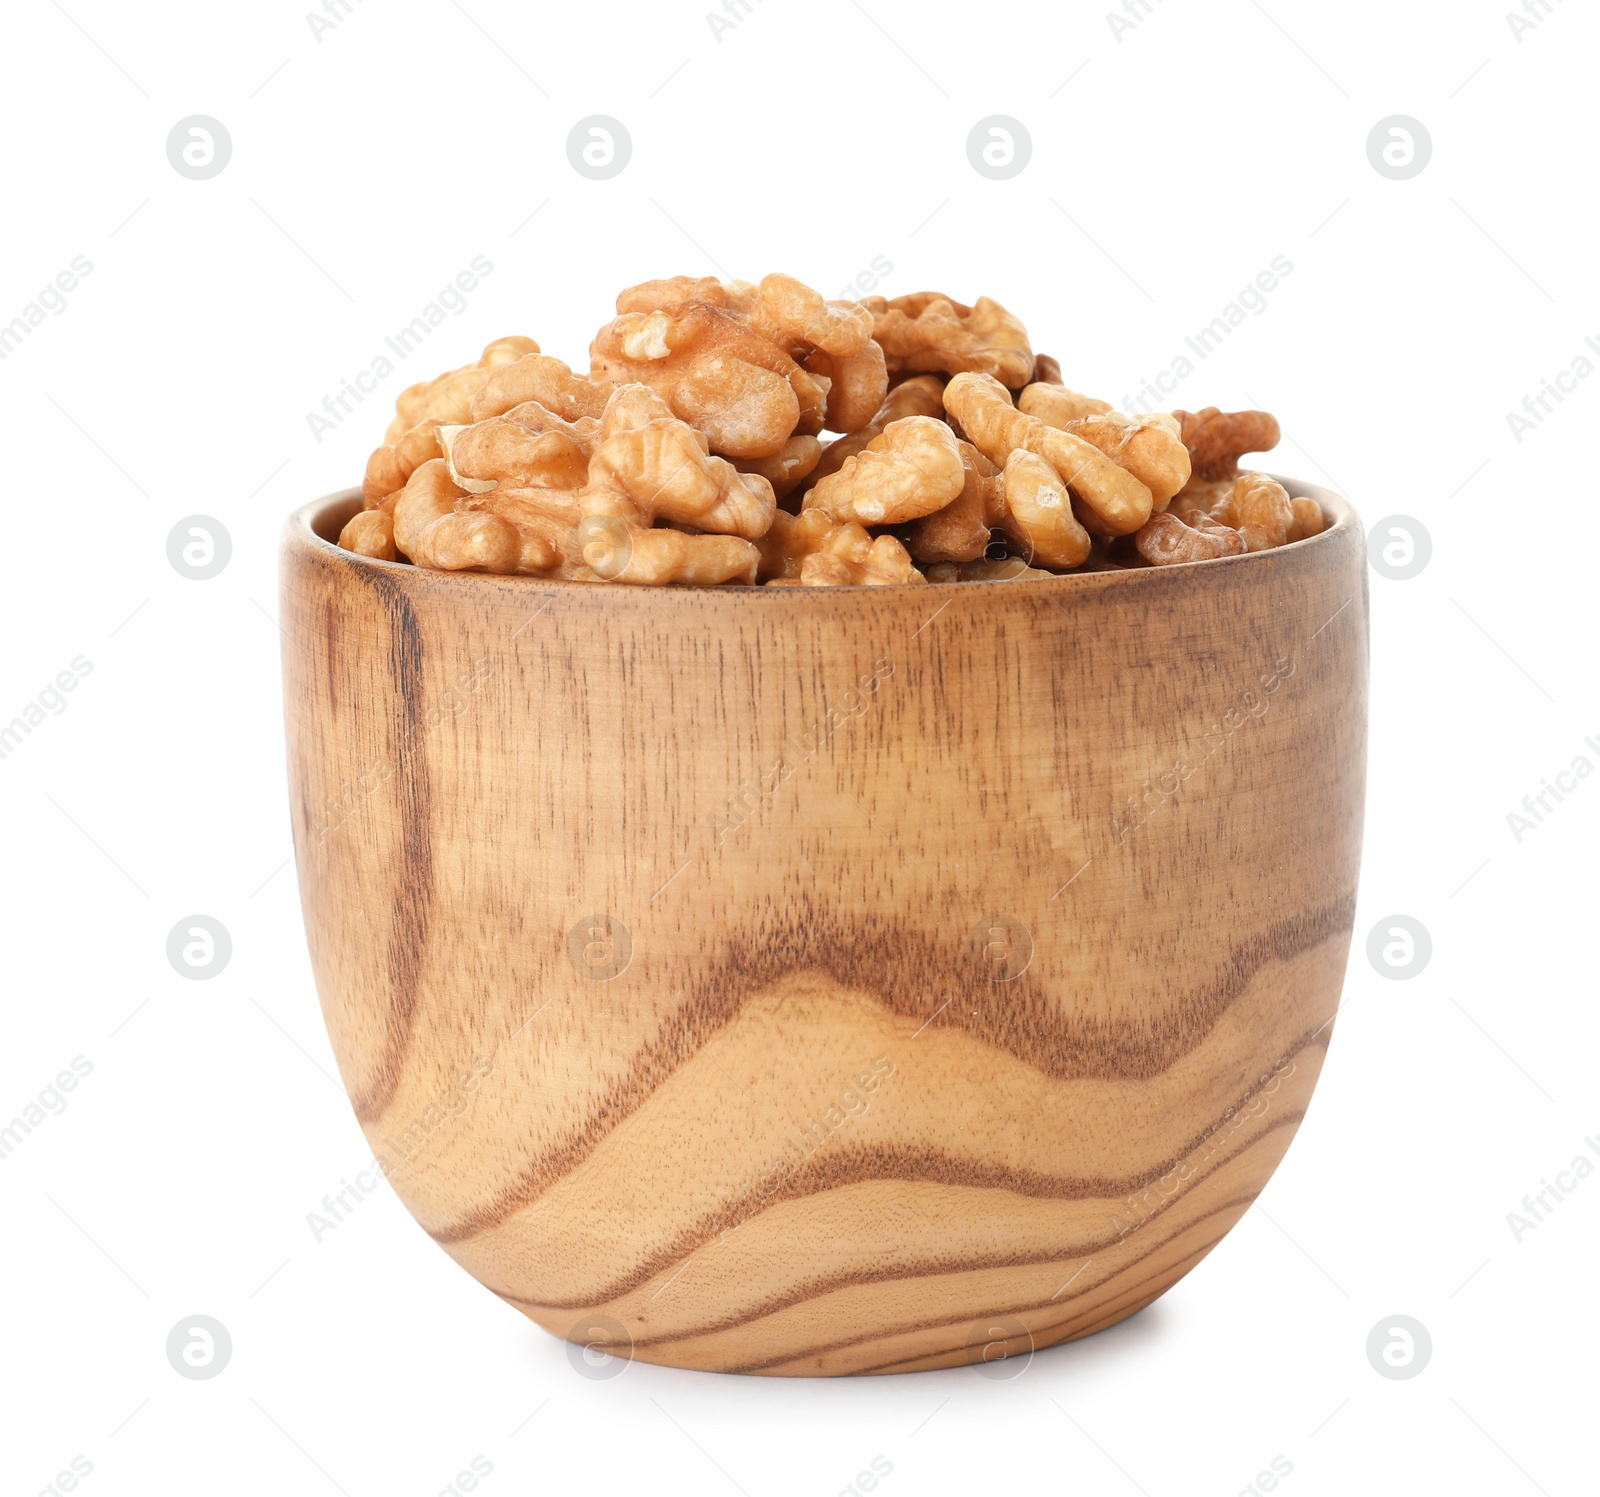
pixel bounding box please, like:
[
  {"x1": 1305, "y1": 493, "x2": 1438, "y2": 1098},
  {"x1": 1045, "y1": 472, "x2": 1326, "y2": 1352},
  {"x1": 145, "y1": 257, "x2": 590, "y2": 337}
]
[{"x1": 280, "y1": 480, "x2": 1367, "y2": 1376}]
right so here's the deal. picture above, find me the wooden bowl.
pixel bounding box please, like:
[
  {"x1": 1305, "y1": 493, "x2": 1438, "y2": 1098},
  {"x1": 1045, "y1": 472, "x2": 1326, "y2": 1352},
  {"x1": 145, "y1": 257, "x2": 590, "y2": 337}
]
[{"x1": 280, "y1": 481, "x2": 1366, "y2": 1376}]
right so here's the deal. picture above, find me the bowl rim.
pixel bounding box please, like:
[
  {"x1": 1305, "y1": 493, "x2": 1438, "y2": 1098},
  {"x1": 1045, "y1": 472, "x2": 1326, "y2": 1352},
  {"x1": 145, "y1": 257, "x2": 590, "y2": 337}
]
[{"x1": 285, "y1": 477, "x2": 1360, "y2": 595}]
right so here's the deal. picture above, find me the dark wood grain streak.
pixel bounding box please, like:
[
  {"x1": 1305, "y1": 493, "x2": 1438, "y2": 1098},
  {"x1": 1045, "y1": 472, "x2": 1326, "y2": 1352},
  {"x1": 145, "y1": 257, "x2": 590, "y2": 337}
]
[
  {"x1": 490, "y1": 1104, "x2": 1295, "y2": 1332},
  {"x1": 724, "y1": 1203, "x2": 1250, "y2": 1374},
  {"x1": 845, "y1": 1250, "x2": 1216, "y2": 1376},
  {"x1": 344, "y1": 567, "x2": 435, "y2": 1122},
  {"x1": 431, "y1": 919, "x2": 1346, "y2": 1244},
  {"x1": 465, "y1": 1060, "x2": 1314, "y2": 1312}
]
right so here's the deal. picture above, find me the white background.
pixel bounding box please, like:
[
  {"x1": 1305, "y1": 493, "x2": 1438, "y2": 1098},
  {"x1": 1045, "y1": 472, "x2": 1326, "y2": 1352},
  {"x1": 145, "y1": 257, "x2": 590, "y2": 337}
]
[{"x1": 1, "y1": 0, "x2": 1595, "y2": 1492}]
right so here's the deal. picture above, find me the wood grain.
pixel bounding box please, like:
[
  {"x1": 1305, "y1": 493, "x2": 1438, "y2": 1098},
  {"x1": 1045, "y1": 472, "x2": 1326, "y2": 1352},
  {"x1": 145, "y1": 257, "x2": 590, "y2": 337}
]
[{"x1": 280, "y1": 480, "x2": 1367, "y2": 1375}]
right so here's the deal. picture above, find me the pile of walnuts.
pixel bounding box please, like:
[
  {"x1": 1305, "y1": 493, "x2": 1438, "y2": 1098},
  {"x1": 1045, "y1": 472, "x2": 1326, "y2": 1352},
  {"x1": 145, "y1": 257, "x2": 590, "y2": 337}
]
[{"x1": 339, "y1": 273, "x2": 1327, "y2": 586}]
